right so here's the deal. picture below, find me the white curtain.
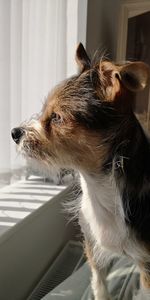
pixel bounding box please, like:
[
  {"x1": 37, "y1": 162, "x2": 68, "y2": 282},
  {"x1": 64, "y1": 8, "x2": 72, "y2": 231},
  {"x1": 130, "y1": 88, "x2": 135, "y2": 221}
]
[{"x1": 0, "y1": 0, "x2": 87, "y2": 179}]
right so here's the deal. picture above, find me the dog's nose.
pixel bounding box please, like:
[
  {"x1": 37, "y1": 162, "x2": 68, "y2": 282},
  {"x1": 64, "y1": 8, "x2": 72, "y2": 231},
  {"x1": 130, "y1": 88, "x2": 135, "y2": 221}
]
[{"x1": 11, "y1": 127, "x2": 25, "y2": 144}]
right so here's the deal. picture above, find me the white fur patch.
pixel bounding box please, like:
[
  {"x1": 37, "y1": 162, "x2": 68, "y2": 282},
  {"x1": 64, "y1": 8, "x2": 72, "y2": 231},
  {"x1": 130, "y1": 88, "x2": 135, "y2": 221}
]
[
  {"x1": 80, "y1": 173, "x2": 127, "y2": 255},
  {"x1": 80, "y1": 172, "x2": 150, "y2": 266}
]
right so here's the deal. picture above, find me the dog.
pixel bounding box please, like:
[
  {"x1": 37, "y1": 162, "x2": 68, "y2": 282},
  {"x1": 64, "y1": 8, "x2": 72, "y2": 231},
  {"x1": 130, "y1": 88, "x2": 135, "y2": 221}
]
[{"x1": 11, "y1": 43, "x2": 150, "y2": 299}]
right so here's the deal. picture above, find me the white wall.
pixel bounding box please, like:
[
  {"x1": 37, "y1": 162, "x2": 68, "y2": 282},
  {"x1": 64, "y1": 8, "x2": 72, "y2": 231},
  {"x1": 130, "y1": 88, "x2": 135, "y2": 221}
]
[{"x1": 86, "y1": 0, "x2": 121, "y2": 59}]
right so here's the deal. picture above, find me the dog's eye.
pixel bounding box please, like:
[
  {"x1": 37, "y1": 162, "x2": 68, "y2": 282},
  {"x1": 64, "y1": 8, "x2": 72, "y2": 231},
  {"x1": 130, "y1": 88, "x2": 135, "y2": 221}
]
[{"x1": 51, "y1": 112, "x2": 62, "y2": 124}]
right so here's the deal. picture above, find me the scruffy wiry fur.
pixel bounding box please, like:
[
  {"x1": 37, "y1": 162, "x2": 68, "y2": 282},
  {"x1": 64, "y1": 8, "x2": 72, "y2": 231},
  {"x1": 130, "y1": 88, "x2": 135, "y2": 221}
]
[{"x1": 11, "y1": 43, "x2": 150, "y2": 299}]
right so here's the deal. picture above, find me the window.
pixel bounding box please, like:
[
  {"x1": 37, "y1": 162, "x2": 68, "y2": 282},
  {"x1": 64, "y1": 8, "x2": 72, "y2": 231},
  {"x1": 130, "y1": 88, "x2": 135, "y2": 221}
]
[{"x1": 0, "y1": 0, "x2": 87, "y2": 233}]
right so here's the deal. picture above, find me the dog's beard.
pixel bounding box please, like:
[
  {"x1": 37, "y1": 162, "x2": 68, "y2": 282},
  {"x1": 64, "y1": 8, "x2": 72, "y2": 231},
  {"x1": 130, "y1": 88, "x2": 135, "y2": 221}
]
[
  {"x1": 16, "y1": 127, "x2": 71, "y2": 174},
  {"x1": 16, "y1": 124, "x2": 55, "y2": 167},
  {"x1": 18, "y1": 134, "x2": 44, "y2": 159}
]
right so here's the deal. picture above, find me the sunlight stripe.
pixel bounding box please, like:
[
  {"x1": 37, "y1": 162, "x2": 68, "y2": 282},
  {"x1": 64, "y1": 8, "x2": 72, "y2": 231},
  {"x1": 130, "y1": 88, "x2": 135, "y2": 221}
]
[
  {"x1": 0, "y1": 201, "x2": 42, "y2": 209},
  {"x1": 0, "y1": 210, "x2": 30, "y2": 219},
  {"x1": 0, "y1": 221, "x2": 16, "y2": 226}
]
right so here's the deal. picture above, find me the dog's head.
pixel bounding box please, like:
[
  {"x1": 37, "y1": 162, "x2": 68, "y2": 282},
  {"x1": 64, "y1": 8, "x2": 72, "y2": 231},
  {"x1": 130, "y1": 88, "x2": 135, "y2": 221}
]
[{"x1": 11, "y1": 43, "x2": 150, "y2": 173}]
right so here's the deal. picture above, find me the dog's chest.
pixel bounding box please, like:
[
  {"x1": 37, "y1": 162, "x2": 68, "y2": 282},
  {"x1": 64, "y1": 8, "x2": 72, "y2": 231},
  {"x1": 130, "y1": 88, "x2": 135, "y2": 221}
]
[{"x1": 80, "y1": 174, "x2": 127, "y2": 253}]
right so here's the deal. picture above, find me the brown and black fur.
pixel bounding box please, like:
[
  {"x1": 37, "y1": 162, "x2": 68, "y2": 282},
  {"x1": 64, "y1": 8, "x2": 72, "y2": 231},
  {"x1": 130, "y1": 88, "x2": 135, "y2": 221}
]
[{"x1": 11, "y1": 43, "x2": 150, "y2": 298}]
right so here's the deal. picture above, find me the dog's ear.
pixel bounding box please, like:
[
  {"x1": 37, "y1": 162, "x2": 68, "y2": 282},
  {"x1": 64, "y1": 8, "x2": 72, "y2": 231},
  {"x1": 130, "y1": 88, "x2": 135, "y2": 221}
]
[
  {"x1": 119, "y1": 62, "x2": 150, "y2": 92},
  {"x1": 98, "y1": 61, "x2": 150, "y2": 101},
  {"x1": 76, "y1": 43, "x2": 91, "y2": 72}
]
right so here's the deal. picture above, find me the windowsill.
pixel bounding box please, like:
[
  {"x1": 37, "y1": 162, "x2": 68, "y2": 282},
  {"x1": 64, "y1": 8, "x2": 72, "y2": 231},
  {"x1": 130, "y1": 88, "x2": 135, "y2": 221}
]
[{"x1": 0, "y1": 176, "x2": 66, "y2": 236}]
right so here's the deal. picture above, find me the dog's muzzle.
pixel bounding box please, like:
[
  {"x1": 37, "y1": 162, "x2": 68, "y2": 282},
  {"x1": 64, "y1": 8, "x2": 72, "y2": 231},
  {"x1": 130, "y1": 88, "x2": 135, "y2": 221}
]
[{"x1": 11, "y1": 127, "x2": 25, "y2": 144}]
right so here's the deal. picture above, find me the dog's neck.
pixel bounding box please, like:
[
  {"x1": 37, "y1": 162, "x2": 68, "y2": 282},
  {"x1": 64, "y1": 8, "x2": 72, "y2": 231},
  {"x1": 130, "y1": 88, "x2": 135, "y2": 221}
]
[
  {"x1": 79, "y1": 171, "x2": 127, "y2": 255},
  {"x1": 80, "y1": 171, "x2": 121, "y2": 214}
]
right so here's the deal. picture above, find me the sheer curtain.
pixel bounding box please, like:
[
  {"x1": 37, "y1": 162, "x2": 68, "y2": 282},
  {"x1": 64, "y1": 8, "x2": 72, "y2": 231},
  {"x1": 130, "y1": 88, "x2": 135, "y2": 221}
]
[{"x1": 0, "y1": 0, "x2": 87, "y2": 183}]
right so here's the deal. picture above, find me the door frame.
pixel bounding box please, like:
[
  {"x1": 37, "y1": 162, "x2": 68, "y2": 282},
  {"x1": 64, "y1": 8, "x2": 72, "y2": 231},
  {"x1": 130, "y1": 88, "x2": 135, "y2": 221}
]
[{"x1": 116, "y1": 0, "x2": 150, "y2": 61}]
